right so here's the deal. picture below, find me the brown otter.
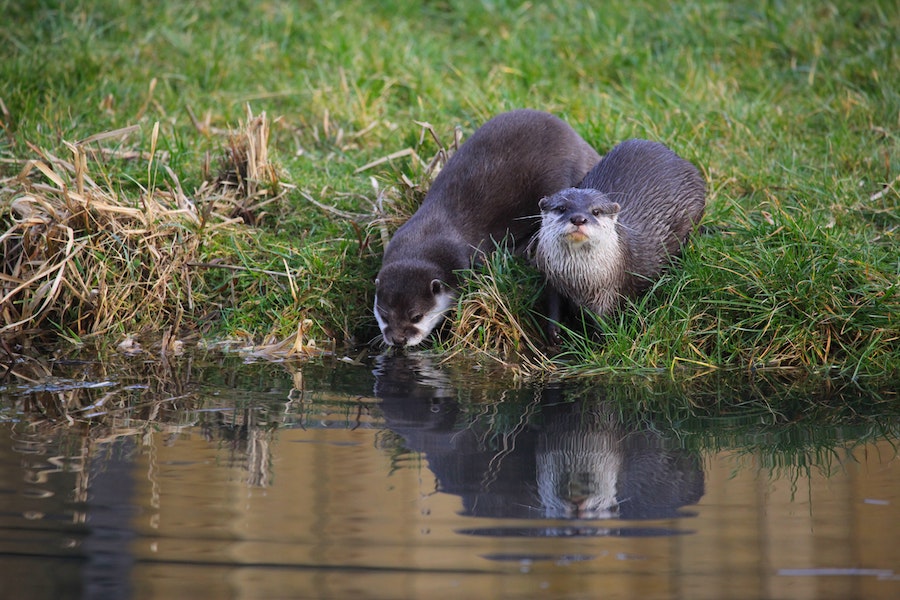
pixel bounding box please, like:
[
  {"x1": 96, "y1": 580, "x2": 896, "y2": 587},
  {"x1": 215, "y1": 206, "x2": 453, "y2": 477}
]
[
  {"x1": 533, "y1": 139, "x2": 706, "y2": 340},
  {"x1": 375, "y1": 109, "x2": 601, "y2": 347}
]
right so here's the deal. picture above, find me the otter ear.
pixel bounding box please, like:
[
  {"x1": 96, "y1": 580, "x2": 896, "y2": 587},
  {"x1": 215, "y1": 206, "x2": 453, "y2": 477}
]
[
  {"x1": 430, "y1": 279, "x2": 443, "y2": 296},
  {"x1": 374, "y1": 277, "x2": 380, "y2": 287},
  {"x1": 538, "y1": 197, "x2": 551, "y2": 212},
  {"x1": 607, "y1": 203, "x2": 621, "y2": 224}
]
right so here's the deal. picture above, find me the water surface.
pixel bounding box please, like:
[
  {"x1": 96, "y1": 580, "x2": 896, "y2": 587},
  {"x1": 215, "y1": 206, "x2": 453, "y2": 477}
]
[{"x1": 0, "y1": 353, "x2": 897, "y2": 599}]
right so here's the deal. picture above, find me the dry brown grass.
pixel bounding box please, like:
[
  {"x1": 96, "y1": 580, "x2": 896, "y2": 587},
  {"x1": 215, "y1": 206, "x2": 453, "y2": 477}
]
[
  {"x1": 364, "y1": 120, "x2": 459, "y2": 250},
  {"x1": 208, "y1": 106, "x2": 284, "y2": 226},
  {"x1": 442, "y1": 248, "x2": 555, "y2": 375},
  {"x1": 0, "y1": 107, "x2": 281, "y2": 357}
]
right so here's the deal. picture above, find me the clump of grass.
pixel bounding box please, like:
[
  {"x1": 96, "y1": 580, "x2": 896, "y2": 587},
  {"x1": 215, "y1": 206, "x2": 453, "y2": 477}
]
[
  {"x1": 688, "y1": 202, "x2": 898, "y2": 379},
  {"x1": 441, "y1": 244, "x2": 552, "y2": 372},
  {"x1": 209, "y1": 105, "x2": 283, "y2": 226},
  {"x1": 0, "y1": 124, "x2": 205, "y2": 349},
  {"x1": 0, "y1": 112, "x2": 321, "y2": 358}
]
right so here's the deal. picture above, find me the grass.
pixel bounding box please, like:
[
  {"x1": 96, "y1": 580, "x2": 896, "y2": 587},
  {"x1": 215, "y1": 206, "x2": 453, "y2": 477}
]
[{"x1": 1, "y1": 0, "x2": 898, "y2": 383}]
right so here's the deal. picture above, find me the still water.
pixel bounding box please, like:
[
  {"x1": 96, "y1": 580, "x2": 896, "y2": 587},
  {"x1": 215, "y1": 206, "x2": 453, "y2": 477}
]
[{"x1": 0, "y1": 352, "x2": 897, "y2": 599}]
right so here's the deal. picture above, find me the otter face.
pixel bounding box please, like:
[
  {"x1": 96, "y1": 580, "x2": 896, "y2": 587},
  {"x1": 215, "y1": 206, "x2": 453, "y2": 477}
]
[
  {"x1": 539, "y1": 190, "x2": 619, "y2": 245},
  {"x1": 534, "y1": 188, "x2": 626, "y2": 316},
  {"x1": 374, "y1": 262, "x2": 456, "y2": 347},
  {"x1": 539, "y1": 189, "x2": 621, "y2": 247}
]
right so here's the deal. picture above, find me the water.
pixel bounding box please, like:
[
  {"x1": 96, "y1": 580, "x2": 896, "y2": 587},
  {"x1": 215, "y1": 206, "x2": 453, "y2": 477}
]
[{"x1": 0, "y1": 353, "x2": 897, "y2": 599}]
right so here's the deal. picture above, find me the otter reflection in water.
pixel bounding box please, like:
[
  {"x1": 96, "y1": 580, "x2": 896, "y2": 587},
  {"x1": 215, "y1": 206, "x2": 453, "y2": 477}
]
[{"x1": 374, "y1": 356, "x2": 704, "y2": 521}]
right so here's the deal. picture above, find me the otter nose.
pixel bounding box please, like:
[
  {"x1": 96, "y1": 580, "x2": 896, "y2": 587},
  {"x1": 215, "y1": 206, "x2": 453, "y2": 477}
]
[
  {"x1": 570, "y1": 215, "x2": 587, "y2": 226},
  {"x1": 390, "y1": 334, "x2": 407, "y2": 346}
]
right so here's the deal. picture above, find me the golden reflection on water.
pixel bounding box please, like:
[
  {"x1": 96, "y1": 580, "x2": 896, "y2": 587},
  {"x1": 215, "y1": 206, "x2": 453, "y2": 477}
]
[
  {"x1": 105, "y1": 428, "x2": 898, "y2": 600},
  {"x1": 0, "y1": 407, "x2": 898, "y2": 600}
]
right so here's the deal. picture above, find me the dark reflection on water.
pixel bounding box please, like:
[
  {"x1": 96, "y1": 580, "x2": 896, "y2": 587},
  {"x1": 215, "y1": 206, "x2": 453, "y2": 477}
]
[
  {"x1": 457, "y1": 527, "x2": 688, "y2": 538},
  {"x1": 0, "y1": 430, "x2": 137, "y2": 599},
  {"x1": 0, "y1": 351, "x2": 898, "y2": 599},
  {"x1": 375, "y1": 355, "x2": 704, "y2": 528},
  {"x1": 79, "y1": 440, "x2": 137, "y2": 599}
]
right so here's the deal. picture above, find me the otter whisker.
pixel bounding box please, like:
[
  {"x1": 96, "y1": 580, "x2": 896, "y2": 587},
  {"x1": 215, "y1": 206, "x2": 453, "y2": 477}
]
[
  {"x1": 615, "y1": 221, "x2": 640, "y2": 235},
  {"x1": 367, "y1": 333, "x2": 387, "y2": 348}
]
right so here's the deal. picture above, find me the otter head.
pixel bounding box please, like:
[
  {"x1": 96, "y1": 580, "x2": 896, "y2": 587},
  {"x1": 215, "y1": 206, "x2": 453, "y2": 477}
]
[
  {"x1": 538, "y1": 189, "x2": 620, "y2": 248},
  {"x1": 374, "y1": 260, "x2": 456, "y2": 347}
]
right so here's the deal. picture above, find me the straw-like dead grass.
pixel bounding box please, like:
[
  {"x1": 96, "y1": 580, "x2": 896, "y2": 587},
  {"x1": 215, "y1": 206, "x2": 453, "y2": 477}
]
[
  {"x1": 442, "y1": 245, "x2": 554, "y2": 375},
  {"x1": 0, "y1": 107, "x2": 282, "y2": 355},
  {"x1": 365, "y1": 120, "x2": 459, "y2": 250},
  {"x1": 209, "y1": 106, "x2": 284, "y2": 226}
]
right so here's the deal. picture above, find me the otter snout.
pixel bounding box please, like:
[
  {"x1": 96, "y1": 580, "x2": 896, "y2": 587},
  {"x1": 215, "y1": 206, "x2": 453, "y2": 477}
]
[
  {"x1": 374, "y1": 301, "x2": 428, "y2": 347},
  {"x1": 378, "y1": 316, "x2": 427, "y2": 348},
  {"x1": 569, "y1": 214, "x2": 588, "y2": 226},
  {"x1": 564, "y1": 212, "x2": 593, "y2": 243},
  {"x1": 385, "y1": 331, "x2": 413, "y2": 347},
  {"x1": 373, "y1": 281, "x2": 456, "y2": 347}
]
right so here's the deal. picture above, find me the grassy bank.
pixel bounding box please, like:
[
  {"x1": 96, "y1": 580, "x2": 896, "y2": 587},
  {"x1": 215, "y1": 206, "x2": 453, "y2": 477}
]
[{"x1": 1, "y1": 0, "x2": 898, "y2": 380}]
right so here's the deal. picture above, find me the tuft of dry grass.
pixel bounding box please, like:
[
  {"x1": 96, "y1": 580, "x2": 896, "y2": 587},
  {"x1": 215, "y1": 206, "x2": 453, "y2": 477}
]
[
  {"x1": 208, "y1": 106, "x2": 285, "y2": 226},
  {"x1": 0, "y1": 110, "x2": 289, "y2": 357},
  {"x1": 441, "y1": 245, "x2": 555, "y2": 375}
]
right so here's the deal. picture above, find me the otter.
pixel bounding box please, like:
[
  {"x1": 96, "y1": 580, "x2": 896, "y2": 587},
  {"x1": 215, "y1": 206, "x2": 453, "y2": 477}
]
[
  {"x1": 536, "y1": 411, "x2": 622, "y2": 519},
  {"x1": 374, "y1": 109, "x2": 601, "y2": 347},
  {"x1": 533, "y1": 139, "x2": 706, "y2": 340}
]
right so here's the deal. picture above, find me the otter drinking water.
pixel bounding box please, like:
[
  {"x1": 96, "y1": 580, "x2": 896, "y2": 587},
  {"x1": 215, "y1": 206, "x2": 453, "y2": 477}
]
[
  {"x1": 375, "y1": 109, "x2": 600, "y2": 347},
  {"x1": 534, "y1": 139, "x2": 706, "y2": 339}
]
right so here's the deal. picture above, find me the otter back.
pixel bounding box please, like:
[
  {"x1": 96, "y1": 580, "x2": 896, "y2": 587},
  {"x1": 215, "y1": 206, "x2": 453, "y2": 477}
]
[
  {"x1": 581, "y1": 139, "x2": 706, "y2": 281},
  {"x1": 374, "y1": 109, "x2": 601, "y2": 347}
]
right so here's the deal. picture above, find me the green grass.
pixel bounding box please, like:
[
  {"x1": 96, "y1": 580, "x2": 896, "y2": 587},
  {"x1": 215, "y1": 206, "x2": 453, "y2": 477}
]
[{"x1": 1, "y1": 0, "x2": 898, "y2": 381}]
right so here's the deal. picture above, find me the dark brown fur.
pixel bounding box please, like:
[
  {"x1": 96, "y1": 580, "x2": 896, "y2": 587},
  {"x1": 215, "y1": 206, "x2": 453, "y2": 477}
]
[{"x1": 375, "y1": 109, "x2": 601, "y2": 347}]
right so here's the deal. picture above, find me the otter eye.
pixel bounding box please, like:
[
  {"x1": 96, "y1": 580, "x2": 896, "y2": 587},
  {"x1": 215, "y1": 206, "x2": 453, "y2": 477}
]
[
  {"x1": 410, "y1": 314, "x2": 423, "y2": 324},
  {"x1": 553, "y1": 205, "x2": 566, "y2": 214},
  {"x1": 592, "y1": 208, "x2": 602, "y2": 216}
]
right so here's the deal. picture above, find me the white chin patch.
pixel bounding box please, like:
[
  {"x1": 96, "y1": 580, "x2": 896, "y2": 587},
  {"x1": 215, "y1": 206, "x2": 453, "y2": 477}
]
[
  {"x1": 403, "y1": 290, "x2": 455, "y2": 347},
  {"x1": 374, "y1": 290, "x2": 457, "y2": 347}
]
